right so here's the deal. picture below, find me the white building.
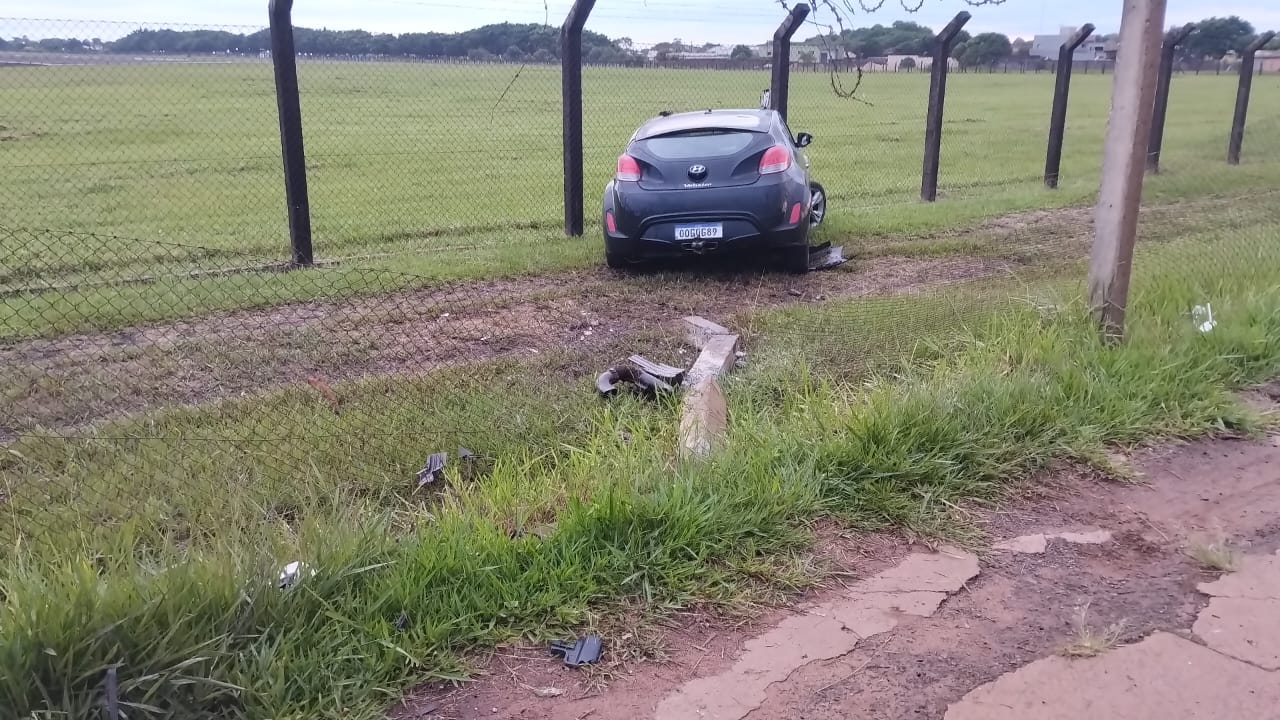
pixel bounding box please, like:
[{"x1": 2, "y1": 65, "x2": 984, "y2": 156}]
[{"x1": 1030, "y1": 26, "x2": 1114, "y2": 61}]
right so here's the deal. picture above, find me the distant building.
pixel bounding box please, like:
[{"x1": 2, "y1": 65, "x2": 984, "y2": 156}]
[
  {"x1": 672, "y1": 44, "x2": 735, "y2": 60},
  {"x1": 753, "y1": 41, "x2": 840, "y2": 64},
  {"x1": 1257, "y1": 50, "x2": 1280, "y2": 74},
  {"x1": 886, "y1": 54, "x2": 957, "y2": 71},
  {"x1": 1030, "y1": 26, "x2": 1115, "y2": 61}
]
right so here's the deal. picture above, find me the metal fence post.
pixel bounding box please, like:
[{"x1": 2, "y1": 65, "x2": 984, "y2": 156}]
[
  {"x1": 1228, "y1": 31, "x2": 1276, "y2": 165},
  {"x1": 1045, "y1": 24, "x2": 1096, "y2": 188},
  {"x1": 560, "y1": 0, "x2": 597, "y2": 237},
  {"x1": 268, "y1": 0, "x2": 313, "y2": 266},
  {"x1": 1146, "y1": 23, "x2": 1195, "y2": 173},
  {"x1": 921, "y1": 12, "x2": 971, "y2": 202},
  {"x1": 769, "y1": 3, "x2": 810, "y2": 122}
]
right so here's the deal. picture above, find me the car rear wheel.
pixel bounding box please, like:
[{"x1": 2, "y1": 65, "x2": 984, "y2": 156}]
[{"x1": 809, "y1": 182, "x2": 827, "y2": 228}]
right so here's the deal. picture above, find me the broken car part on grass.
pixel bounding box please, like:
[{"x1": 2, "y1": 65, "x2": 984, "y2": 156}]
[
  {"x1": 414, "y1": 447, "x2": 483, "y2": 488},
  {"x1": 550, "y1": 634, "x2": 604, "y2": 667},
  {"x1": 596, "y1": 364, "x2": 675, "y2": 398}
]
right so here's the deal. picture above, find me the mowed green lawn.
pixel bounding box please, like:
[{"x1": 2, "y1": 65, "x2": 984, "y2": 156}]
[{"x1": 2, "y1": 59, "x2": 1277, "y2": 281}]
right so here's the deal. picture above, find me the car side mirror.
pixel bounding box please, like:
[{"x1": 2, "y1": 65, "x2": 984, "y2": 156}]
[{"x1": 795, "y1": 132, "x2": 813, "y2": 148}]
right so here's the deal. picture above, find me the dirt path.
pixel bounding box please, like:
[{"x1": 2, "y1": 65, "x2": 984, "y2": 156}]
[
  {"x1": 9, "y1": 192, "x2": 1263, "y2": 439},
  {"x1": 1, "y1": 254, "x2": 1016, "y2": 438},
  {"x1": 393, "y1": 407, "x2": 1280, "y2": 719}
]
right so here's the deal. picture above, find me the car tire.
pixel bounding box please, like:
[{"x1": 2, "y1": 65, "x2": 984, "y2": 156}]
[{"x1": 809, "y1": 182, "x2": 827, "y2": 228}]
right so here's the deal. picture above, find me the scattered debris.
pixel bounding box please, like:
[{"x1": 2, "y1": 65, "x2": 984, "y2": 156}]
[
  {"x1": 522, "y1": 685, "x2": 566, "y2": 698},
  {"x1": 787, "y1": 288, "x2": 804, "y2": 297},
  {"x1": 103, "y1": 667, "x2": 119, "y2": 720},
  {"x1": 629, "y1": 354, "x2": 686, "y2": 385},
  {"x1": 1192, "y1": 304, "x2": 1216, "y2": 333},
  {"x1": 306, "y1": 376, "x2": 342, "y2": 414},
  {"x1": 597, "y1": 365, "x2": 674, "y2": 398},
  {"x1": 808, "y1": 243, "x2": 848, "y2": 272},
  {"x1": 278, "y1": 560, "x2": 314, "y2": 589},
  {"x1": 415, "y1": 452, "x2": 448, "y2": 488},
  {"x1": 550, "y1": 635, "x2": 604, "y2": 667}
]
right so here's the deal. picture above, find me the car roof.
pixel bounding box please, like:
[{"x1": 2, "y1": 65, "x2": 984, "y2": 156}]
[{"x1": 632, "y1": 109, "x2": 774, "y2": 140}]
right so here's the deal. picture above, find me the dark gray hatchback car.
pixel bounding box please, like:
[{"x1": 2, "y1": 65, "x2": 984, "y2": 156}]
[{"x1": 602, "y1": 108, "x2": 826, "y2": 272}]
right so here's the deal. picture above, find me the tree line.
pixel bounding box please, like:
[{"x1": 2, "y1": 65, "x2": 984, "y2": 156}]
[
  {"x1": 3, "y1": 16, "x2": 1275, "y2": 65},
  {"x1": 800, "y1": 16, "x2": 1276, "y2": 69},
  {"x1": 0, "y1": 23, "x2": 640, "y2": 63}
]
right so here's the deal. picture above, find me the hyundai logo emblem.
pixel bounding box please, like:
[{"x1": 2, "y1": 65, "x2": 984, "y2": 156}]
[{"x1": 688, "y1": 164, "x2": 707, "y2": 179}]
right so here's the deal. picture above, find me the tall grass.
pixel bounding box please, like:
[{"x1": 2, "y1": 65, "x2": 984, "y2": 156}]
[{"x1": 3, "y1": 222, "x2": 1280, "y2": 718}]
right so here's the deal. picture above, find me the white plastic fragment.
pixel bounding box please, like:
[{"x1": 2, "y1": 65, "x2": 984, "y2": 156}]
[
  {"x1": 1192, "y1": 304, "x2": 1216, "y2": 333},
  {"x1": 278, "y1": 561, "x2": 314, "y2": 589}
]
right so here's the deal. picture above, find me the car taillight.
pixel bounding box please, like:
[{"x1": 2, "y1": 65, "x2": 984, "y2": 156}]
[
  {"x1": 759, "y1": 145, "x2": 792, "y2": 175},
  {"x1": 789, "y1": 202, "x2": 803, "y2": 224},
  {"x1": 616, "y1": 154, "x2": 641, "y2": 181},
  {"x1": 606, "y1": 211, "x2": 617, "y2": 233}
]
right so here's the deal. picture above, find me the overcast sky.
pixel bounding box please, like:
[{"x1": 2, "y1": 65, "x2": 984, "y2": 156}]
[{"x1": 5, "y1": 0, "x2": 1280, "y2": 45}]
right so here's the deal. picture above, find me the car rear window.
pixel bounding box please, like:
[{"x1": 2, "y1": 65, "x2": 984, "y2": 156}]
[{"x1": 639, "y1": 129, "x2": 758, "y2": 159}]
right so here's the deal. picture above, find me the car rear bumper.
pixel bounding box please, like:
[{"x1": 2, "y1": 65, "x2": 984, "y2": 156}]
[
  {"x1": 604, "y1": 181, "x2": 809, "y2": 260},
  {"x1": 605, "y1": 221, "x2": 808, "y2": 261}
]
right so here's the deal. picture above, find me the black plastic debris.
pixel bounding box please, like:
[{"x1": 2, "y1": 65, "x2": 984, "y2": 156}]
[
  {"x1": 415, "y1": 452, "x2": 447, "y2": 487},
  {"x1": 104, "y1": 667, "x2": 120, "y2": 720},
  {"x1": 628, "y1": 354, "x2": 686, "y2": 385},
  {"x1": 550, "y1": 635, "x2": 603, "y2": 667},
  {"x1": 596, "y1": 365, "x2": 673, "y2": 398},
  {"x1": 394, "y1": 611, "x2": 410, "y2": 632},
  {"x1": 808, "y1": 243, "x2": 848, "y2": 272}
]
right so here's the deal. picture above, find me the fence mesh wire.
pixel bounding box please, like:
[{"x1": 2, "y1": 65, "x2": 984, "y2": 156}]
[{"x1": 3, "y1": 10, "x2": 1280, "y2": 718}]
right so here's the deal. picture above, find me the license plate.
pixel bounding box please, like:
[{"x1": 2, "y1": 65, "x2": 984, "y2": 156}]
[{"x1": 675, "y1": 223, "x2": 723, "y2": 240}]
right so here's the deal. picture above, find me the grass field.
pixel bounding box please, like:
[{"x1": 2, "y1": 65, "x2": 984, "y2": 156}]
[
  {"x1": 4, "y1": 57, "x2": 1280, "y2": 719},
  {"x1": 3, "y1": 59, "x2": 1279, "y2": 277}
]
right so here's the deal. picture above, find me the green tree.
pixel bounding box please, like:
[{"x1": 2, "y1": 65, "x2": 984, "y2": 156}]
[
  {"x1": 730, "y1": 44, "x2": 754, "y2": 60},
  {"x1": 897, "y1": 56, "x2": 916, "y2": 70},
  {"x1": 532, "y1": 48, "x2": 554, "y2": 62},
  {"x1": 956, "y1": 32, "x2": 1012, "y2": 67},
  {"x1": 503, "y1": 44, "x2": 524, "y2": 62},
  {"x1": 103, "y1": 22, "x2": 633, "y2": 60},
  {"x1": 0, "y1": 37, "x2": 9, "y2": 51},
  {"x1": 799, "y1": 49, "x2": 817, "y2": 64},
  {"x1": 1183, "y1": 16, "x2": 1254, "y2": 59}
]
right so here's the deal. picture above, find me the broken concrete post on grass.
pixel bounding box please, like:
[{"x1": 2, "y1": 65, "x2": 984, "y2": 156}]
[
  {"x1": 679, "y1": 316, "x2": 740, "y2": 459},
  {"x1": 683, "y1": 315, "x2": 732, "y2": 350}
]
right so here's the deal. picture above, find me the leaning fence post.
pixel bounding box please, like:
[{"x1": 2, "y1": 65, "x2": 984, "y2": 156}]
[
  {"x1": 560, "y1": 0, "x2": 597, "y2": 237},
  {"x1": 1045, "y1": 24, "x2": 1096, "y2": 188},
  {"x1": 1146, "y1": 23, "x2": 1195, "y2": 173},
  {"x1": 1228, "y1": 31, "x2": 1276, "y2": 165},
  {"x1": 268, "y1": 0, "x2": 313, "y2": 266},
  {"x1": 921, "y1": 12, "x2": 971, "y2": 202},
  {"x1": 769, "y1": 3, "x2": 810, "y2": 122}
]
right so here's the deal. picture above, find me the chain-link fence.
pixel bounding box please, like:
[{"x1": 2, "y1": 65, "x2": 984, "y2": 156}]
[{"x1": 3, "y1": 8, "x2": 1280, "y2": 719}]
